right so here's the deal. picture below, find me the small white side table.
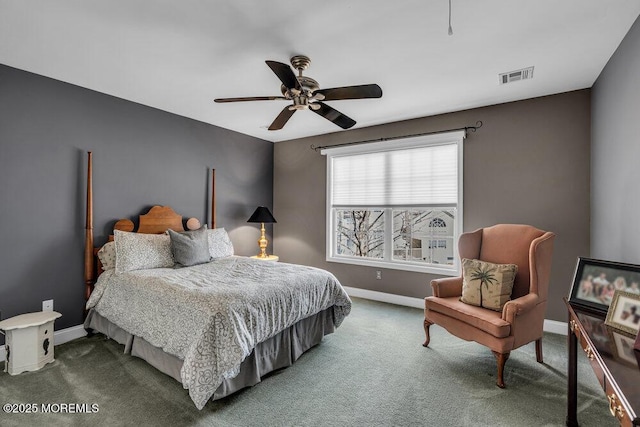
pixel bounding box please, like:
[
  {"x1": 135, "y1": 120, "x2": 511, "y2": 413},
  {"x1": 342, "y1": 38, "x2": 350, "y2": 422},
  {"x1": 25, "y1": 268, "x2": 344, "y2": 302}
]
[
  {"x1": 250, "y1": 255, "x2": 279, "y2": 262},
  {"x1": 0, "y1": 311, "x2": 62, "y2": 375}
]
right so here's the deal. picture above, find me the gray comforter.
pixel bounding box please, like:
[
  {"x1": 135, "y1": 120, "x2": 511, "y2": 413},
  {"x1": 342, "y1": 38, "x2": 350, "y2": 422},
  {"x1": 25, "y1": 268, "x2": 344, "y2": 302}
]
[{"x1": 86, "y1": 256, "x2": 351, "y2": 409}]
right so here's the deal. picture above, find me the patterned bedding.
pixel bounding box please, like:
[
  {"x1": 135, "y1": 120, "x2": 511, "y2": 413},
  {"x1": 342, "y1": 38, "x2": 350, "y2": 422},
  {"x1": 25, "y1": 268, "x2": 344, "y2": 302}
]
[{"x1": 85, "y1": 256, "x2": 351, "y2": 409}]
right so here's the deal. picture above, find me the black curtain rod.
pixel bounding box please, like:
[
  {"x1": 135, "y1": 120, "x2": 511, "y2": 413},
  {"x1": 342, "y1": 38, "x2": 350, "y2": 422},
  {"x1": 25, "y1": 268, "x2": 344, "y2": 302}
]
[{"x1": 311, "y1": 120, "x2": 483, "y2": 152}]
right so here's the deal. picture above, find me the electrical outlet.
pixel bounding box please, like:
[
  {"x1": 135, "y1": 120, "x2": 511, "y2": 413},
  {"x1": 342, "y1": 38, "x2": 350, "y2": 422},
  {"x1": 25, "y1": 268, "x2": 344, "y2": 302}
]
[
  {"x1": 42, "y1": 299, "x2": 54, "y2": 312},
  {"x1": 376, "y1": 270, "x2": 382, "y2": 280}
]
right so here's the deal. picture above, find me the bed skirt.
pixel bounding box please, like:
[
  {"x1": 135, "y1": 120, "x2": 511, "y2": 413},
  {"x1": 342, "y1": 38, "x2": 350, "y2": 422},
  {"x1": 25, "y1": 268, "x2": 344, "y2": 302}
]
[{"x1": 84, "y1": 308, "x2": 336, "y2": 401}]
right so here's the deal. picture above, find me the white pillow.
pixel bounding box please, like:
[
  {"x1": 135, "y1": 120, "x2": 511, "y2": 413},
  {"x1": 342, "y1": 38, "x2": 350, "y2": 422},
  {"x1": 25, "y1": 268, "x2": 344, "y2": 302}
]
[
  {"x1": 114, "y1": 229, "x2": 174, "y2": 274},
  {"x1": 207, "y1": 228, "x2": 234, "y2": 259},
  {"x1": 97, "y1": 241, "x2": 116, "y2": 270}
]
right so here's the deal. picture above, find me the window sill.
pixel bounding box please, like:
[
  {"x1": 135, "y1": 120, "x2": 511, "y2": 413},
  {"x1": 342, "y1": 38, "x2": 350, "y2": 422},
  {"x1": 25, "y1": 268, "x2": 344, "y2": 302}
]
[{"x1": 326, "y1": 256, "x2": 459, "y2": 276}]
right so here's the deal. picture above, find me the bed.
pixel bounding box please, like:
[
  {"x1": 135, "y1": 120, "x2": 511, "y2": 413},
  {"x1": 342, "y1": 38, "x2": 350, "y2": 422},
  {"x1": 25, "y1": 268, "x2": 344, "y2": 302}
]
[{"x1": 82, "y1": 153, "x2": 351, "y2": 409}]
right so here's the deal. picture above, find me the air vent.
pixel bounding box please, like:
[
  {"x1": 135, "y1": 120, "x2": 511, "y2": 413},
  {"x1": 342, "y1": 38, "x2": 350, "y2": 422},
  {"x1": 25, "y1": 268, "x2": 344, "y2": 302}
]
[{"x1": 499, "y1": 66, "x2": 534, "y2": 85}]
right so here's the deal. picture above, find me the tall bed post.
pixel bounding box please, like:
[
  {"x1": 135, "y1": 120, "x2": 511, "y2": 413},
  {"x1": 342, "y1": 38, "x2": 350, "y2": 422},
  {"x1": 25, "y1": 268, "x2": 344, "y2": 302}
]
[
  {"x1": 211, "y1": 168, "x2": 216, "y2": 229},
  {"x1": 83, "y1": 161, "x2": 215, "y2": 308},
  {"x1": 84, "y1": 152, "x2": 94, "y2": 308}
]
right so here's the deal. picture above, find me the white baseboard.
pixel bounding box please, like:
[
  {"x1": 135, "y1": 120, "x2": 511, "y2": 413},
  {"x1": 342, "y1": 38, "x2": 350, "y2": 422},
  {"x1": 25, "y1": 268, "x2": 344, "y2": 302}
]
[
  {"x1": 344, "y1": 286, "x2": 425, "y2": 309},
  {"x1": 543, "y1": 319, "x2": 567, "y2": 336},
  {"x1": 343, "y1": 286, "x2": 567, "y2": 336},
  {"x1": 0, "y1": 324, "x2": 87, "y2": 363}
]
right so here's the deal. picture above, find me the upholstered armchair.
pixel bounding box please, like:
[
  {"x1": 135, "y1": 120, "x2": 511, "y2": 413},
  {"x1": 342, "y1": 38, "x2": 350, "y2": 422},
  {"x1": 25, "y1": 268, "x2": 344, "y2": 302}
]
[{"x1": 423, "y1": 224, "x2": 555, "y2": 388}]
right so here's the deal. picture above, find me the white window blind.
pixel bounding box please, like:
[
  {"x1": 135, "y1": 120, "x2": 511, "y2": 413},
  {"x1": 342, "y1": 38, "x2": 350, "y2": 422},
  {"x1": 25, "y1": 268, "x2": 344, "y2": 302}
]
[{"x1": 331, "y1": 143, "x2": 458, "y2": 206}]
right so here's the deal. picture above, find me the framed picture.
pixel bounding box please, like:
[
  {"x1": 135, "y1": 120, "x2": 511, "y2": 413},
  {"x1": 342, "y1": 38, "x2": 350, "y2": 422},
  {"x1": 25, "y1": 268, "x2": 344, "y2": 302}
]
[
  {"x1": 568, "y1": 257, "x2": 640, "y2": 314},
  {"x1": 608, "y1": 327, "x2": 639, "y2": 367},
  {"x1": 605, "y1": 290, "x2": 640, "y2": 335}
]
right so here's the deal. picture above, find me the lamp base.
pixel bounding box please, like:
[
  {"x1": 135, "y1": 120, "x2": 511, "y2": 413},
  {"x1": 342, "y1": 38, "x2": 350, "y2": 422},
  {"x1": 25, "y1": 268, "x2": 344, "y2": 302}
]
[
  {"x1": 257, "y1": 222, "x2": 269, "y2": 258},
  {"x1": 250, "y1": 255, "x2": 279, "y2": 262}
]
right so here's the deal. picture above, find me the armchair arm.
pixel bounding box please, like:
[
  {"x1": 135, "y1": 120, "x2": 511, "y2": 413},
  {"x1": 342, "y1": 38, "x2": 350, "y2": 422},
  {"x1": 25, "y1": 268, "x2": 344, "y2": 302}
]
[
  {"x1": 502, "y1": 293, "x2": 539, "y2": 323},
  {"x1": 431, "y1": 276, "x2": 463, "y2": 298}
]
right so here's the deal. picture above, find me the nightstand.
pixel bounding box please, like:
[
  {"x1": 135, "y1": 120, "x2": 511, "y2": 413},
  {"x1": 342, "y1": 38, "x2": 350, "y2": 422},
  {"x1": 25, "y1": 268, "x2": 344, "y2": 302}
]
[
  {"x1": 250, "y1": 255, "x2": 279, "y2": 262},
  {"x1": 0, "y1": 311, "x2": 62, "y2": 375}
]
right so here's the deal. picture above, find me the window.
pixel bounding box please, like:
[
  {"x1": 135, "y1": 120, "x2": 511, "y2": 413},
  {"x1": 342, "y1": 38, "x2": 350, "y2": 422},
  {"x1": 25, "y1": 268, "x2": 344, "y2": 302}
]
[
  {"x1": 429, "y1": 218, "x2": 446, "y2": 228},
  {"x1": 322, "y1": 131, "x2": 464, "y2": 275}
]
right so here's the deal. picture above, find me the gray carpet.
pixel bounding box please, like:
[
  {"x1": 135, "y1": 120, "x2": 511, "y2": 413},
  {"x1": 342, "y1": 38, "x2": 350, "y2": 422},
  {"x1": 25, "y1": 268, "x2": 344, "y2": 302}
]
[{"x1": 0, "y1": 298, "x2": 614, "y2": 427}]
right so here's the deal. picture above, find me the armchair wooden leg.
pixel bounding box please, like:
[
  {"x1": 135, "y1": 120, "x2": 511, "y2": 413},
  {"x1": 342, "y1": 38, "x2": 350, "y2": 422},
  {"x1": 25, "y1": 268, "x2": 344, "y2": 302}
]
[
  {"x1": 492, "y1": 351, "x2": 510, "y2": 388},
  {"x1": 423, "y1": 319, "x2": 433, "y2": 347},
  {"x1": 535, "y1": 338, "x2": 543, "y2": 363}
]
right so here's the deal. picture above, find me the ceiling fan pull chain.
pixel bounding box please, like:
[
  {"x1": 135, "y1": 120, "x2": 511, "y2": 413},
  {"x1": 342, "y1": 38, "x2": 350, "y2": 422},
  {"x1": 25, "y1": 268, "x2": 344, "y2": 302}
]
[{"x1": 448, "y1": 0, "x2": 453, "y2": 36}]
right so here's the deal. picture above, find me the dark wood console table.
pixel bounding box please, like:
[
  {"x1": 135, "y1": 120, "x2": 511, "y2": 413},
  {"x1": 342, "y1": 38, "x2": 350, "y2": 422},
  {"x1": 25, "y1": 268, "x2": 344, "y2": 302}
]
[{"x1": 565, "y1": 298, "x2": 640, "y2": 426}]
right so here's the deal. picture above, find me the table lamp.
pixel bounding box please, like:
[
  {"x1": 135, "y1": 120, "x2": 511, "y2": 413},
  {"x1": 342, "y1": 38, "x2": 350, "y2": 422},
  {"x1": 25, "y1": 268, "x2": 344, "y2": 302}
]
[{"x1": 247, "y1": 206, "x2": 277, "y2": 258}]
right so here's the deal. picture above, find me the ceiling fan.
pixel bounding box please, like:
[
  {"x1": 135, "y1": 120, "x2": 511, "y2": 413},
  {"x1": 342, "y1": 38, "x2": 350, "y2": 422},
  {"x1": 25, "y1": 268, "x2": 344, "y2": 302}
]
[{"x1": 214, "y1": 55, "x2": 382, "y2": 131}]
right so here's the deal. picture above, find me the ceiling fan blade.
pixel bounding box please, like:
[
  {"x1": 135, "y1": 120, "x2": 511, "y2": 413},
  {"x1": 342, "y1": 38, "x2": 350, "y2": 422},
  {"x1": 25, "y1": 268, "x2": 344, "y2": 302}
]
[
  {"x1": 214, "y1": 96, "x2": 287, "y2": 103},
  {"x1": 312, "y1": 102, "x2": 356, "y2": 129},
  {"x1": 265, "y1": 60, "x2": 301, "y2": 91},
  {"x1": 268, "y1": 107, "x2": 296, "y2": 131},
  {"x1": 314, "y1": 84, "x2": 382, "y2": 101}
]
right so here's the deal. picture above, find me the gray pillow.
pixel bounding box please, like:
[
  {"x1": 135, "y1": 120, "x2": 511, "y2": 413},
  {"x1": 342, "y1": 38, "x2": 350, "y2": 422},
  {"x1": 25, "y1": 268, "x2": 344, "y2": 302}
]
[{"x1": 167, "y1": 226, "x2": 211, "y2": 268}]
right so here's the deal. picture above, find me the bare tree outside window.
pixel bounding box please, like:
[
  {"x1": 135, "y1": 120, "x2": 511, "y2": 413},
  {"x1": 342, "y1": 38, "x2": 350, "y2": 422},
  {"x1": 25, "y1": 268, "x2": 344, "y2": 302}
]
[{"x1": 335, "y1": 209, "x2": 384, "y2": 258}]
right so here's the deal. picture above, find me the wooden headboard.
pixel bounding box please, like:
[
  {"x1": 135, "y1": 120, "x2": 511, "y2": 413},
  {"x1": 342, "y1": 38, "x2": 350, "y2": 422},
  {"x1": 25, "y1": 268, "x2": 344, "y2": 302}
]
[
  {"x1": 83, "y1": 151, "x2": 216, "y2": 305},
  {"x1": 112, "y1": 205, "x2": 190, "y2": 236}
]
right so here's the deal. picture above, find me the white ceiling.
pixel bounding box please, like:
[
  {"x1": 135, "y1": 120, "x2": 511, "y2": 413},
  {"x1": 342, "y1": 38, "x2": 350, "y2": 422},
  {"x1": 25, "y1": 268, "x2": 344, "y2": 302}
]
[{"x1": 1, "y1": 1, "x2": 639, "y2": 143}]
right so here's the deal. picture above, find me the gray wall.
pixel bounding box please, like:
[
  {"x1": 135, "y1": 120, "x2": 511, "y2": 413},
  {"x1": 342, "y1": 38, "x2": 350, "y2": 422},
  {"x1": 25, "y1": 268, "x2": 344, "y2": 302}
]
[
  {"x1": 274, "y1": 90, "x2": 591, "y2": 322},
  {"x1": 0, "y1": 64, "x2": 274, "y2": 339},
  {"x1": 591, "y1": 16, "x2": 640, "y2": 263}
]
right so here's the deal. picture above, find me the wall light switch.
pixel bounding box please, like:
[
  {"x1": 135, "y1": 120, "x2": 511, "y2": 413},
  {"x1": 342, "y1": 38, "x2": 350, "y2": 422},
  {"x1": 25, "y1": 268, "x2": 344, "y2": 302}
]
[
  {"x1": 42, "y1": 299, "x2": 54, "y2": 311},
  {"x1": 376, "y1": 271, "x2": 382, "y2": 280}
]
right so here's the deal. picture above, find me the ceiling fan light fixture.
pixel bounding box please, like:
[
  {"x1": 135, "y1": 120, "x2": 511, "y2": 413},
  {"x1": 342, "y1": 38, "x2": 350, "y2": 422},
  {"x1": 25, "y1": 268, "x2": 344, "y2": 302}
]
[{"x1": 291, "y1": 96, "x2": 310, "y2": 110}]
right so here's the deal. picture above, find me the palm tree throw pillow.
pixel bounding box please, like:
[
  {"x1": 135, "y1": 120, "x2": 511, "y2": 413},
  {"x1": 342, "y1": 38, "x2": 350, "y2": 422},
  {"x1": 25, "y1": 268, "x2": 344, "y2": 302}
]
[{"x1": 460, "y1": 258, "x2": 518, "y2": 311}]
